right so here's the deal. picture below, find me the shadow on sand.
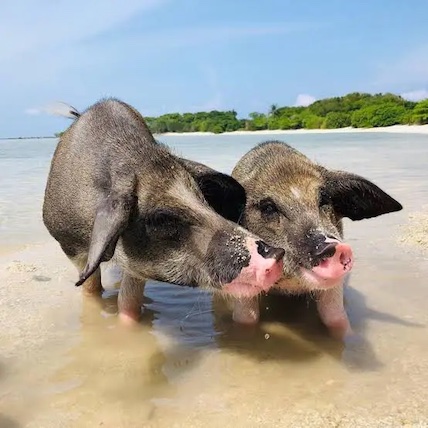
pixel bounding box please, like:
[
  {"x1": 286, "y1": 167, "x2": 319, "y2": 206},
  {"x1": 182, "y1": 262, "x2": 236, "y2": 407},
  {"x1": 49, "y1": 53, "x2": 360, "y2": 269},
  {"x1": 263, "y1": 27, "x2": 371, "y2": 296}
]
[{"x1": 0, "y1": 414, "x2": 21, "y2": 428}]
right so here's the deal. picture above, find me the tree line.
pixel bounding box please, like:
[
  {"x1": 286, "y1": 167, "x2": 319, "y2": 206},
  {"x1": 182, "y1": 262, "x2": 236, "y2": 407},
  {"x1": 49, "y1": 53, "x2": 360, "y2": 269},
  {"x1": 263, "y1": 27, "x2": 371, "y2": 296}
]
[{"x1": 55, "y1": 92, "x2": 428, "y2": 137}]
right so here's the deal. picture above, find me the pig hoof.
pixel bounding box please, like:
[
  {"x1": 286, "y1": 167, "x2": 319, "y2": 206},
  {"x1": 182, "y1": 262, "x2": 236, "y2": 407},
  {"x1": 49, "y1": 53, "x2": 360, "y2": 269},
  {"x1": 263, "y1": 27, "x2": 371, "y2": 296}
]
[
  {"x1": 329, "y1": 325, "x2": 352, "y2": 341},
  {"x1": 82, "y1": 288, "x2": 104, "y2": 298},
  {"x1": 232, "y1": 298, "x2": 260, "y2": 324},
  {"x1": 118, "y1": 311, "x2": 141, "y2": 327},
  {"x1": 325, "y1": 317, "x2": 352, "y2": 341},
  {"x1": 232, "y1": 312, "x2": 259, "y2": 325}
]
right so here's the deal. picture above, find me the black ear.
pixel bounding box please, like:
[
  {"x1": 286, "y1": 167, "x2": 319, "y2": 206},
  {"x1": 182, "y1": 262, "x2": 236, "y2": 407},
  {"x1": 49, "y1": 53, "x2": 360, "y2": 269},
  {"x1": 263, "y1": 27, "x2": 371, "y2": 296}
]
[
  {"x1": 322, "y1": 170, "x2": 403, "y2": 221},
  {"x1": 75, "y1": 192, "x2": 136, "y2": 287},
  {"x1": 178, "y1": 158, "x2": 246, "y2": 223}
]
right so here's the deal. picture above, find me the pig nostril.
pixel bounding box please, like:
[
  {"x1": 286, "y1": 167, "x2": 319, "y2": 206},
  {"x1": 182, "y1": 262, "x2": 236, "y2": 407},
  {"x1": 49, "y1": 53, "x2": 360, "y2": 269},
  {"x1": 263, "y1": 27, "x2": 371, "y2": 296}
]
[
  {"x1": 256, "y1": 241, "x2": 285, "y2": 261},
  {"x1": 314, "y1": 242, "x2": 337, "y2": 260},
  {"x1": 271, "y1": 247, "x2": 285, "y2": 261},
  {"x1": 256, "y1": 240, "x2": 270, "y2": 257}
]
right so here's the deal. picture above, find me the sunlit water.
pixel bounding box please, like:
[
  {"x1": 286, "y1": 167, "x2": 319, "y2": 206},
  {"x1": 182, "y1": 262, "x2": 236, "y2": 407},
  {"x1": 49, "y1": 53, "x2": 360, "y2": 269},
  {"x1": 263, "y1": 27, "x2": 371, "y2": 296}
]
[{"x1": 0, "y1": 132, "x2": 428, "y2": 427}]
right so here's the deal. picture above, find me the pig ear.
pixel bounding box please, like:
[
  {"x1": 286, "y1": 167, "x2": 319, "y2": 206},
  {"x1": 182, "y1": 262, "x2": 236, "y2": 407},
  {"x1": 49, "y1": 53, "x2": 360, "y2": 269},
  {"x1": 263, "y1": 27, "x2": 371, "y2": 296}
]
[
  {"x1": 178, "y1": 158, "x2": 247, "y2": 222},
  {"x1": 322, "y1": 170, "x2": 403, "y2": 221},
  {"x1": 75, "y1": 192, "x2": 136, "y2": 287},
  {"x1": 197, "y1": 172, "x2": 247, "y2": 222}
]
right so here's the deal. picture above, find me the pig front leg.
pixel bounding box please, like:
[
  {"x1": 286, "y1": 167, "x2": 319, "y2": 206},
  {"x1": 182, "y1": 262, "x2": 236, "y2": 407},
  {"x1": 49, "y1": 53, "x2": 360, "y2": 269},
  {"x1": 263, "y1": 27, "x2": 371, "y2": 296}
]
[
  {"x1": 316, "y1": 284, "x2": 352, "y2": 340},
  {"x1": 232, "y1": 296, "x2": 260, "y2": 324},
  {"x1": 118, "y1": 274, "x2": 146, "y2": 326}
]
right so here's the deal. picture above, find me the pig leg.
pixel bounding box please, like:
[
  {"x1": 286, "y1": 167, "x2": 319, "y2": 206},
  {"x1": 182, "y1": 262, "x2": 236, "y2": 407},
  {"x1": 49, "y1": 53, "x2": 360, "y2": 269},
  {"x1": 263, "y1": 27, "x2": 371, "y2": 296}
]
[
  {"x1": 70, "y1": 255, "x2": 103, "y2": 295},
  {"x1": 316, "y1": 284, "x2": 352, "y2": 340},
  {"x1": 118, "y1": 274, "x2": 146, "y2": 326},
  {"x1": 232, "y1": 296, "x2": 260, "y2": 324}
]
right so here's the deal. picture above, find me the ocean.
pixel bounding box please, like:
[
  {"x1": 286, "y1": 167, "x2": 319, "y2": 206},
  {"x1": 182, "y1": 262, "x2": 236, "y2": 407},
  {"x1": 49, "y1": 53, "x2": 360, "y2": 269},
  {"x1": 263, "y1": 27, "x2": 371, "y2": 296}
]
[{"x1": 1, "y1": 131, "x2": 426, "y2": 247}]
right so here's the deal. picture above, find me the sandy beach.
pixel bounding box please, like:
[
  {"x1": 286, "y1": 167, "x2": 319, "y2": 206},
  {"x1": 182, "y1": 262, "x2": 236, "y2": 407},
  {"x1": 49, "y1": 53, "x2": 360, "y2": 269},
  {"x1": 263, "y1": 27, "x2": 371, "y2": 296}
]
[
  {"x1": 1, "y1": 132, "x2": 428, "y2": 427},
  {"x1": 158, "y1": 124, "x2": 428, "y2": 137}
]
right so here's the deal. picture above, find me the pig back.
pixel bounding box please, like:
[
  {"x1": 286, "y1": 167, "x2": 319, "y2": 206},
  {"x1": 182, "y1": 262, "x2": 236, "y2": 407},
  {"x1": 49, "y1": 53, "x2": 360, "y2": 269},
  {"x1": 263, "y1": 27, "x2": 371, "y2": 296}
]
[{"x1": 42, "y1": 98, "x2": 155, "y2": 258}]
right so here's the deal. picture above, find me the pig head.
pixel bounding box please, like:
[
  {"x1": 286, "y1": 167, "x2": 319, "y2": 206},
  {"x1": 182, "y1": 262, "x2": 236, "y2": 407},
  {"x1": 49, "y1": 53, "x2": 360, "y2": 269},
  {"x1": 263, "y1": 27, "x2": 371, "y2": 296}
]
[
  {"x1": 42, "y1": 100, "x2": 284, "y2": 324},
  {"x1": 230, "y1": 140, "x2": 403, "y2": 339}
]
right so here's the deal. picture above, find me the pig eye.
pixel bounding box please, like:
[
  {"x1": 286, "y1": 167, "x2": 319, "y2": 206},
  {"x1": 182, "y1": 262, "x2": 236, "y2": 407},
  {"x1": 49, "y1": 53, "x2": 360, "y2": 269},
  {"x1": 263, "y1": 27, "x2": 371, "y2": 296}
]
[
  {"x1": 319, "y1": 189, "x2": 332, "y2": 208},
  {"x1": 258, "y1": 198, "x2": 279, "y2": 219},
  {"x1": 145, "y1": 209, "x2": 188, "y2": 239}
]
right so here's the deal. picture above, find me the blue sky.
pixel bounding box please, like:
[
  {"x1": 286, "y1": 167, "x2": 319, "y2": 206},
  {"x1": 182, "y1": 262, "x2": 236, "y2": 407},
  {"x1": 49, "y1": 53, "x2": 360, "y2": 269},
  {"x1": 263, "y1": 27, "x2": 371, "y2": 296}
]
[{"x1": 1, "y1": 0, "x2": 428, "y2": 137}]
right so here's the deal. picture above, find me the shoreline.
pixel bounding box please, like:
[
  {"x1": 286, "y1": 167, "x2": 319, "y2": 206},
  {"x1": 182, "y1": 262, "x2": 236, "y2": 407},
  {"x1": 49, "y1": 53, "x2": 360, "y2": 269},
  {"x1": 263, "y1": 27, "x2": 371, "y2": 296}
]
[
  {"x1": 0, "y1": 136, "x2": 57, "y2": 141},
  {"x1": 158, "y1": 124, "x2": 428, "y2": 136},
  {"x1": 2, "y1": 124, "x2": 428, "y2": 141}
]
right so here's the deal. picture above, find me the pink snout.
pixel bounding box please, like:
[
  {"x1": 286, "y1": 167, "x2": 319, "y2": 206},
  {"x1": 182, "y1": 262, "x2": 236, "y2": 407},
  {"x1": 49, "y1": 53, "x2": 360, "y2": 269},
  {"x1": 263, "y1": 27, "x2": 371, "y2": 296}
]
[
  {"x1": 302, "y1": 239, "x2": 354, "y2": 288},
  {"x1": 223, "y1": 238, "x2": 284, "y2": 298}
]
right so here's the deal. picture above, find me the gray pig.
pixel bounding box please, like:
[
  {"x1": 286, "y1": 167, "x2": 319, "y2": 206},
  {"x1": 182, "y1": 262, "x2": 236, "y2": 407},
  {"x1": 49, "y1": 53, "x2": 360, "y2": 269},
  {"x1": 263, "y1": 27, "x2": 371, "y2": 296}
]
[
  {"x1": 42, "y1": 99, "x2": 285, "y2": 324},
  {"x1": 230, "y1": 141, "x2": 403, "y2": 339}
]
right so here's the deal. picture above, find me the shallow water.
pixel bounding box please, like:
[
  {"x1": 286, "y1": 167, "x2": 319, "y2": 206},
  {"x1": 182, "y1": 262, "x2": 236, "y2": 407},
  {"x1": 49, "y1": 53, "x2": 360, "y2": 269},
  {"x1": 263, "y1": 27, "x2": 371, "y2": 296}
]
[{"x1": 0, "y1": 133, "x2": 428, "y2": 427}]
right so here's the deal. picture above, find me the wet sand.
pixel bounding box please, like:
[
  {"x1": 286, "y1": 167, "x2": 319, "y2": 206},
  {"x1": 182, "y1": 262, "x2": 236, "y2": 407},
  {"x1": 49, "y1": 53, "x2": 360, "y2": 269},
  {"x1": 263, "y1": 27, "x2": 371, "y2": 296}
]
[
  {"x1": 1, "y1": 136, "x2": 428, "y2": 427},
  {"x1": 1, "y1": 221, "x2": 428, "y2": 427}
]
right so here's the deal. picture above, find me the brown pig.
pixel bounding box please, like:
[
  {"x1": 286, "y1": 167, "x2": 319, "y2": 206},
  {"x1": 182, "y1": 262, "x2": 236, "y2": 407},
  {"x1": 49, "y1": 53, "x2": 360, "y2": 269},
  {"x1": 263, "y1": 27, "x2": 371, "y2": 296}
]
[
  {"x1": 230, "y1": 140, "x2": 403, "y2": 339},
  {"x1": 42, "y1": 100, "x2": 285, "y2": 324}
]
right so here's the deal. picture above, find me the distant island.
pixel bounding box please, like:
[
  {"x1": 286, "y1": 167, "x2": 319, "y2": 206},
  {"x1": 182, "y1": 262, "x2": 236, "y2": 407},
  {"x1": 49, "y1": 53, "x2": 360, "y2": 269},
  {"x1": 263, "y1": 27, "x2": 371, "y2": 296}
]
[
  {"x1": 143, "y1": 92, "x2": 428, "y2": 134},
  {"x1": 11, "y1": 91, "x2": 428, "y2": 139},
  {"x1": 0, "y1": 136, "x2": 58, "y2": 141}
]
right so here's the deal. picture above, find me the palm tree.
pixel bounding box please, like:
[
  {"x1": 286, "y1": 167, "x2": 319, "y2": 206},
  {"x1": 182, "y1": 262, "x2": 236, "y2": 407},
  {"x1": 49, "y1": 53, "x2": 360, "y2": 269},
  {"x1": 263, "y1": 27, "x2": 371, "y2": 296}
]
[{"x1": 269, "y1": 103, "x2": 279, "y2": 117}]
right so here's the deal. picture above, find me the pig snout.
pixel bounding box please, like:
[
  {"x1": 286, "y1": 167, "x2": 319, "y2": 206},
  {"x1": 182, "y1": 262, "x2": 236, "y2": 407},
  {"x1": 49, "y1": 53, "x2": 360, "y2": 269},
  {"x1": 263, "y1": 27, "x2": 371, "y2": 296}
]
[
  {"x1": 301, "y1": 235, "x2": 354, "y2": 288},
  {"x1": 223, "y1": 238, "x2": 284, "y2": 298}
]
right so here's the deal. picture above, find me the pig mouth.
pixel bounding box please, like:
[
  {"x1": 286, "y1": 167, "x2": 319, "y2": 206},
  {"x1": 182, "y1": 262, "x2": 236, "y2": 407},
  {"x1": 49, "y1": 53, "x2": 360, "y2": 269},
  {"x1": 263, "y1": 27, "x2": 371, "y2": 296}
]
[
  {"x1": 222, "y1": 248, "x2": 284, "y2": 298},
  {"x1": 300, "y1": 243, "x2": 354, "y2": 289},
  {"x1": 223, "y1": 281, "x2": 272, "y2": 298},
  {"x1": 223, "y1": 262, "x2": 284, "y2": 298}
]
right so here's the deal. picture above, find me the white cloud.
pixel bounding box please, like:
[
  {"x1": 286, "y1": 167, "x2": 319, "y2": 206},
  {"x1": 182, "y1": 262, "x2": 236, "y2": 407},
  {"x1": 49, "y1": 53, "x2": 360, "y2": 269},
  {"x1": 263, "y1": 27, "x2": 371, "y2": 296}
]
[
  {"x1": 0, "y1": 0, "x2": 169, "y2": 93},
  {"x1": 0, "y1": 0, "x2": 166, "y2": 62},
  {"x1": 401, "y1": 89, "x2": 428, "y2": 102},
  {"x1": 0, "y1": 10, "x2": 321, "y2": 93},
  {"x1": 24, "y1": 108, "x2": 41, "y2": 116},
  {"x1": 294, "y1": 94, "x2": 316, "y2": 107},
  {"x1": 375, "y1": 45, "x2": 428, "y2": 87},
  {"x1": 0, "y1": 2, "x2": 323, "y2": 135}
]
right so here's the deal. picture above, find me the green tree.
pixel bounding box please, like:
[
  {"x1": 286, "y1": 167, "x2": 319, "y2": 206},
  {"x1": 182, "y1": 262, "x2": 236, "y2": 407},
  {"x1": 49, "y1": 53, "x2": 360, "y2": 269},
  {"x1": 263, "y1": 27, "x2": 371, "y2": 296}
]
[
  {"x1": 106, "y1": 91, "x2": 425, "y2": 135},
  {"x1": 351, "y1": 104, "x2": 407, "y2": 128},
  {"x1": 410, "y1": 99, "x2": 428, "y2": 124},
  {"x1": 323, "y1": 112, "x2": 352, "y2": 129},
  {"x1": 247, "y1": 112, "x2": 268, "y2": 130},
  {"x1": 269, "y1": 104, "x2": 279, "y2": 117},
  {"x1": 302, "y1": 114, "x2": 324, "y2": 129}
]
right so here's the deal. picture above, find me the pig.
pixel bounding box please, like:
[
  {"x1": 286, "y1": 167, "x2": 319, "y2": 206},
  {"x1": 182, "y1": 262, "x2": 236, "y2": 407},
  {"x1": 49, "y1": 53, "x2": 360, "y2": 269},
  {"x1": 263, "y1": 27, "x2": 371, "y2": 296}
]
[
  {"x1": 42, "y1": 99, "x2": 285, "y2": 324},
  {"x1": 229, "y1": 140, "x2": 403, "y2": 339}
]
